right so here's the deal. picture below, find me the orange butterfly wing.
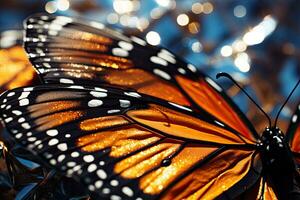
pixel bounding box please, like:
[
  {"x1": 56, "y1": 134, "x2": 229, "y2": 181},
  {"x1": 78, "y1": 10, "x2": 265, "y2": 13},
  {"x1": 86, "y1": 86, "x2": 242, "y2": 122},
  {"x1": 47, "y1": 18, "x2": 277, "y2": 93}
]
[
  {"x1": 0, "y1": 85, "x2": 261, "y2": 199},
  {"x1": 236, "y1": 177, "x2": 278, "y2": 200},
  {"x1": 287, "y1": 103, "x2": 300, "y2": 166},
  {"x1": 0, "y1": 45, "x2": 37, "y2": 93},
  {"x1": 24, "y1": 14, "x2": 258, "y2": 142}
]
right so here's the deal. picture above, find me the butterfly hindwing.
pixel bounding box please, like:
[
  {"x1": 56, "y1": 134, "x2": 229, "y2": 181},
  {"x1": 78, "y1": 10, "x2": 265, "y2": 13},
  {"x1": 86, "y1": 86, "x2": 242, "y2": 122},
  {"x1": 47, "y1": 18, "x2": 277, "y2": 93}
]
[
  {"x1": 24, "y1": 14, "x2": 258, "y2": 142},
  {"x1": 0, "y1": 85, "x2": 261, "y2": 199}
]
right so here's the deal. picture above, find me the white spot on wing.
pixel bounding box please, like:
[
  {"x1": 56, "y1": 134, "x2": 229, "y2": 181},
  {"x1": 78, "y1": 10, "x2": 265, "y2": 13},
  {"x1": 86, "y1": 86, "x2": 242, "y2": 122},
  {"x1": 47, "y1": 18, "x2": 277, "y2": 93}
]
[
  {"x1": 119, "y1": 99, "x2": 131, "y2": 108},
  {"x1": 88, "y1": 99, "x2": 103, "y2": 107},
  {"x1": 107, "y1": 109, "x2": 120, "y2": 114},
  {"x1": 112, "y1": 48, "x2": 129, "y2": 57},
  {"x1": 69, "y1": 85, "x2": 84, "y2": 89},
  {"x1": 21, "y1": 123, "x2": 31, "y2": 129},
  {"x1": 158, "y1": 51, "x2": 176, "y2": 64},
  {"x1": 122, "y1": 186, "x2": 134, "y2": 197},
  {"x1": 7, "y1": 92, "x2": 15, "y2": 97},
  {"x1": 94, "y1": 87, "x2": 108, "y2": 92},
  {"x1": 130, "y1": 36, "x2": 146, "y2": 46},
  {"x1": 60, "y1": 78, "x2": 74, "y2": 84},
  {"x1": 150, "y1": 56, "x2": 168, "y2": 66},
  {"x1": 15, "y1": 133, "x2": 23, "y2": 139},
  {"x1": 214, "y1": 120, "x2": 225, "y2": 127},
  {"x1": 43, "y1": 63, "x2": 51, "y2": 68},
  {"x1": 50, "y1": 159, "x2": 57, "y2": 165},
  {"x1": 153, "y1": 68, "x2": 171, "y2": 80},
  {"x1": 19, "y1": 99, "x2": 29, "y2": 106},
  {"x1": 168, "y1": 102, "x2": 192, "y2": 112},
  {"x1": 83, "y1": 155, "x2": 94, "y2": 163},
  {"x1": 111, "y1": 195, "x2": 121, "y2": 200},
  {"x1": 99, "y1": 161, "x2": 105, "y2": 166},
  {"x1": 95, "y1": 180, "x2": 103, "y2": 189},
  {"x1": 178, "y1": 68, "x2": 186, "y2": 74},
  {"x1": 71, "y1": 152, "x2": 79, "y2": 158},
  {"x1": 110, "y1": 180, "x2": 119, "y2": 186},
  {"x1": 187, "y1": 63, "x2": 197, "y2": 72},
  {"x1": 5, "y1": 117, "x2": 13, "y2": 123},
  {"x1": 46, "y1": 129, "x2": 58, "y2": 136},
  {"x1": 124, "y1": 92, "x2": 141, "y2": 98},
  {"x1": 58, "y1": 155, "x2": 65, "y2": 162},
  {"x1": 205, "y1": 77, "x2": 222, "y2": 92},
  {"x1": 118, "y1": 41, "x2": 133, "y2": 51},
  {"x1": 102, "y1": 188, "x2": 110, "y2": 194},
  {"x1": 90, "y1": 91, "x2": 107, "y2": 98},
  {"x1": 97, "y1": 169, "x2": 107, "y2": 179},
  {"x1": 48, "y1": 138, "x2": 59, "y2": 146},
  {"x1": 18, "y1": 118, "x2": 25, "y2": 123},
  {"x1": 88, "y1": 185, "x2": 95, "y2": 191},
  {"x1": 87, "y1": 164, "x2": 97, "y2": 172},
  {"x1": 57, "y1": 143, "x2": 68, "y2": 151},
  {"x1": 67, "y1": 161, "x2": 76, "y2": 167}
]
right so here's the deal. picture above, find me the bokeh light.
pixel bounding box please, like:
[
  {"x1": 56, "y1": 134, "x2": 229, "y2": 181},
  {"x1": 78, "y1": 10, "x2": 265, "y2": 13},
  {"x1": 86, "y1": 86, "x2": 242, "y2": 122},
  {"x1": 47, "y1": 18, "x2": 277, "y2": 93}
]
[
  {"x1": 233, "y1": 5, "x2": 247, "y2": 18},
  {"x1": 146, "y1": 31, "x2": 161, "y2": 45},
  {"x1": 177, "y1": 14, "x2": 189, "y2": 26}
]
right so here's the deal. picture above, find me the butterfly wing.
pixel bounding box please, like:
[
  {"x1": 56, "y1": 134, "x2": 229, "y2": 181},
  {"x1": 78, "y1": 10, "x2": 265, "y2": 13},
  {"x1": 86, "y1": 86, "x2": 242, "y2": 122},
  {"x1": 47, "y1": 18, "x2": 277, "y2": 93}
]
[
  {"x1": 236, "y1": 177, "x2": 278, "y2": 200},
  {"x1": 0, "y1": 31, "x2": 37, "y2": 93},
  {"x1": 0, "y1": 85, "x2": 261, "y2": 199},
  {"x1": 286, "y1": 102, "x2": 300, "y2": 166},
  {"x1": 24, "y1": 14, "x2": 258, "y2": 142}
]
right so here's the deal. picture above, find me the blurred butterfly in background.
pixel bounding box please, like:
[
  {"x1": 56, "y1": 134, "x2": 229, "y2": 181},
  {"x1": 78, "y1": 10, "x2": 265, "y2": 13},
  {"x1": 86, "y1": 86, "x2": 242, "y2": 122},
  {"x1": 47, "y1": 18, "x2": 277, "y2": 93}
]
[
  {"x1": 0, "y1": 30, "x2": 38, "y2": 94},
  {"x1": 0, "y1": 14, "x2": 300, "y2": 200}
]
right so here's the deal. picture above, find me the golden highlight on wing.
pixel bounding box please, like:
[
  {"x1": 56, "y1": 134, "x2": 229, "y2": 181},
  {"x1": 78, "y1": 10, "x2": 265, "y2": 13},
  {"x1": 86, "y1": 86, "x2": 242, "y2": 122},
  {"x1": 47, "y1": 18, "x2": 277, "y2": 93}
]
[
  {"x1": 127, "y1": 104, "x2": 253, "y2": 144},
  {"x1": 176, "y1": 76, "x2": 254, "y2": 141},
  {"x1": 0, "y1": 46, "x2": 37, "y2": 92},
  {"x1": 161, "y1": 150, "x2": 260, "y2": 199}
]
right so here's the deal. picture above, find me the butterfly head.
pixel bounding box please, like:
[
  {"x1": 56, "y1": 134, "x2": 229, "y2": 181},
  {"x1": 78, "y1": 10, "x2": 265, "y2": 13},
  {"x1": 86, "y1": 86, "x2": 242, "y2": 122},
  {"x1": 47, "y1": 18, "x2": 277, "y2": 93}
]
[
  {"x1": 261, "y1": 127, "x2": 285, "y2": 151},
  {"x1": 260, "y1": 127, "x2": 290, "y2": 166}
]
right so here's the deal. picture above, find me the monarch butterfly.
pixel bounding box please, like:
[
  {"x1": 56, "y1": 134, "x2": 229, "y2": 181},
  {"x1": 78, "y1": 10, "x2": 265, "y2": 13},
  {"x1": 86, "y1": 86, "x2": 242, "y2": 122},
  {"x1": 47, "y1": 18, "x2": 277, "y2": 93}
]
[{"x1": 0, "y1": 14, "x2": 299, "y2": 199}]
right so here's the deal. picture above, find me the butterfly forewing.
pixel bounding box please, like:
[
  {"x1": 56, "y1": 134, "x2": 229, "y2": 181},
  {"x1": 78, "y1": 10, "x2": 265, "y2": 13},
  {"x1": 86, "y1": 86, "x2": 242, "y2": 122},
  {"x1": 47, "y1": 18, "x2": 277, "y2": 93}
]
[
  {"x1": 0, "y1": 85, "x2": 260, "y2": 199},
  {"x1": 24, "y1": 14, "x2": 258, "y2": 142}
]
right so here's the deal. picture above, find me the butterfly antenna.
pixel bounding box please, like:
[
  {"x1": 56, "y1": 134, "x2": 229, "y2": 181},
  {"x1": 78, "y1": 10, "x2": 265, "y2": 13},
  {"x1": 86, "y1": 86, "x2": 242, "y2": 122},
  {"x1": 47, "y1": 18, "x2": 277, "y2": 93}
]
[
  {"x1": 274, "y1": 79, "x2": 300, "y2": 127},
  {"x1": 216, "y1": 72, "x2": 272, "y2": 127}
]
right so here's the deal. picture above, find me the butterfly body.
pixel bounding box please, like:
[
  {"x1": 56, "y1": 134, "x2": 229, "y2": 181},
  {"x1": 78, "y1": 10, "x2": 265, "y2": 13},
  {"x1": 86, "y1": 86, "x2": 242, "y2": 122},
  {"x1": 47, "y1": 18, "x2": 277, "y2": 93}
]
[{"x1": 259, "y1": 127, "x2": 299, "y2": 199}]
